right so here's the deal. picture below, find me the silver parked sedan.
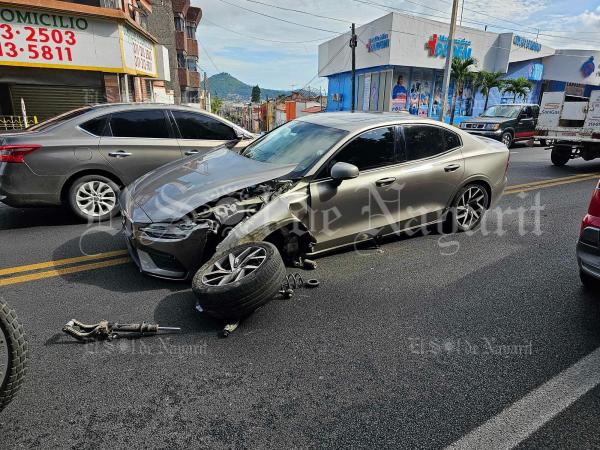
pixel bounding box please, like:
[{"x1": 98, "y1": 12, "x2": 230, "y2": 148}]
[
  {"x1": 121, "y1": 112, "x2": 510, "y2": 280},
  {"x1": 0, "y1": 104, "x2": 254, "y2": 221}
]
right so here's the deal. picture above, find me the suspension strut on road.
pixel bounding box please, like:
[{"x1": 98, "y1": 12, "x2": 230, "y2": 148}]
[{"x1": 62, "y1": 319, "x2": 181, "y2": 342}]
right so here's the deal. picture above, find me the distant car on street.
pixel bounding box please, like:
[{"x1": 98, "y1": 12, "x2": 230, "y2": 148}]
[
  {"x1": 459, "y1": 103, "x2": 542, "y2": 147},
  {"x1": 577, "y1": 179, "x2": 600, "y2": 289},
  {"x1": 0, "y1": 104, "x2": 255, "y2": 221},
  {"x1": 121, "y1": 112, "x2": 510, "y2": 280}
]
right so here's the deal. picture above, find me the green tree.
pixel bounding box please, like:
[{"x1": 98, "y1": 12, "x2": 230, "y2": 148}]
[
  {"x1": 211, "y1": 96, "x2": 223, "y2": 114},
  {"x1": 251, "y1": 85, "x2": 261, "y2": 103},
  {"x1": 449, "y1": 56, "x2": 477, "y2": 125},
  {"x1": 473, "y1": 70, "x2": 505, "y2": 111},
  {"x1": 502, "y1": 76, "x2": 533, "y2": 102}
]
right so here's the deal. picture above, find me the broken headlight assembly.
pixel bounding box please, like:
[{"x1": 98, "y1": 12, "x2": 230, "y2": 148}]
[{"x1": 140, "y1": 219, "x2": 218, "y2": 240}]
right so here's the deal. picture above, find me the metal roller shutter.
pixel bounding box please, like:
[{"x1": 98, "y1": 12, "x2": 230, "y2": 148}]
[{"x1": 9, "y1": 85, "x2": 105, "y2": 122}]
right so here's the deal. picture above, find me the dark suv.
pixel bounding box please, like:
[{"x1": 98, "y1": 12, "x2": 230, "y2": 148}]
[{"x1": 459, "y1": 103, "x2": 540, "y2": 147}]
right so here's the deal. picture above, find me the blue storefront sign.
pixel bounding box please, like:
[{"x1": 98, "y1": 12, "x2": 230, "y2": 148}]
[
  {"x1": 513, "y1": 35, "x2": 541, "y2": 52},
  {"x1": 366, "y1": 33, "x2": 389, "y2": 52},
  {"x1": 426, "y1": 34, "x2": 472, "y2": 60}
]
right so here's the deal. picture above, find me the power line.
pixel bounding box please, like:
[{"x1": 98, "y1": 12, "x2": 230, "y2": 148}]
[
  {"x1": 244, "y1": 0, "x2": 354, "y2": 24},
  {"x1": 197, "y1": 39, "x2": 221, "y2": 73},
  {"x1": 202, "y1": 18, "x2": 331, "y2": 44},
  {"x1": 215, "y1": 0, "x2": 342, "y2": 34}
]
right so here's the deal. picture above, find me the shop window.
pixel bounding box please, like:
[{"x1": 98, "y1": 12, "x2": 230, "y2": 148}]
[
  {"x1": 356, "y1": 70, "x2": 393, "y2": 112},
  {"x1": 108, "y1": 110, "x2": 170, "y2": 139},
  {"x1": 172, "y1": 111, "x2": 236, "y2": 140},
  {"x1": 402, "y1": 125, "x2": 446, "y2": 161},
  {"x1": 330, "y1": 127, "x2": 395, "y2": 171}
]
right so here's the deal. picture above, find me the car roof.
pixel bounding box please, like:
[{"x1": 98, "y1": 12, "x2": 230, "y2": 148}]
[{"x1": 295, "y1": 111, "x2": 442, "y2": 132}]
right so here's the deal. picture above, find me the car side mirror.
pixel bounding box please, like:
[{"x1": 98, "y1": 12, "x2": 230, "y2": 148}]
[{"x1": 330, "y1": 162, "x2": 359, "y2": 185}]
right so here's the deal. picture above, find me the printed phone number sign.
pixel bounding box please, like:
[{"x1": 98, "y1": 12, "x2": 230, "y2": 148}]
[{"x1": 0, "y1": 7, "x2": 155, "y2": 75}]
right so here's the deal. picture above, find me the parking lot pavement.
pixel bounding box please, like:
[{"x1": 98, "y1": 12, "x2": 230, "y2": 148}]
[{"x1": 1, "y1": 150, "x2": 600, "y2": 448}]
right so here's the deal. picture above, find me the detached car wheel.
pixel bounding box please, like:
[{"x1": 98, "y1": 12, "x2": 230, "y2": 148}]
[
  {"x1": 0, "y1": 300, "x2": 28, "y2": 412},
  {"x1": 192, "y1": 242, "x2": 286, "y2": 321},
  {"x1": 68, "y1": 175, "x2": 120, "y2": 222},
  {"x1": 447, "y1": 184, "x2": 489, "y2": 233}
]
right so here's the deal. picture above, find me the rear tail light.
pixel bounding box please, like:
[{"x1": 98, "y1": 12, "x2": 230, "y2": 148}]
[
  {"x1": 592, "y1": 132, "x2": 600, "y2": 140},
  {"x1": 580, "y1": 179, "x2": 600, "y2": 238},
  {"x1": 0, "y1": 144, "x2": 41, "y2": 163}
]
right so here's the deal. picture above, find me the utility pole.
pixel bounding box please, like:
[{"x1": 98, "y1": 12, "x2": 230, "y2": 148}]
[
  {"x1": 439, "y1": 0, "x2": 459, "y2": 123},
  {"x1": 459, "y1": 0, "x2": 464, "y2": 26},
  {"x1": 350, "y1": 23, "x2": 357, "y2": 113}
]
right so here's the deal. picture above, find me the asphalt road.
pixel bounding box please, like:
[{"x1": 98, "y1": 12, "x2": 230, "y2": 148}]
[{"x1": 1, "y1": 145, "x2": 600, "y2": 449}]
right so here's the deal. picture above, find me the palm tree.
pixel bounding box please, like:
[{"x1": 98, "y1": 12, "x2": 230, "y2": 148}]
[
  {"x1": 473, "y1": 71, "x2": 505, "y2": 111},
  {"x1": 449, "y1": 56, "x2": 477, "y2": 125},
  {"x1": 502, "y1": 77, "x2": 533, "y2": 103}
]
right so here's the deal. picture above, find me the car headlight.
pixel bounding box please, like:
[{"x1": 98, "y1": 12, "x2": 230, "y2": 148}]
[
  {"x1": 140, "y1": 219, "x2": 217, "y2": 240},
  {"x1": 485, "y1": 123, "x2": 501, "y2": 130}
]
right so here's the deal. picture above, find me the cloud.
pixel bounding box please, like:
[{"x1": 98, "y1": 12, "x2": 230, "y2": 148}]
[{"x1": 578, "y1": 6, "x2": 600, "y2": 28}]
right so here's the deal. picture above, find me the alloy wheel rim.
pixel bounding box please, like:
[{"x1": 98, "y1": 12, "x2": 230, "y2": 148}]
[
  {"x1": 0, "y1": 323, "x2": 8, "y2": 385},
  {"x1": 76, "y1": 181, "x2": 116, "y2": 217},
  {"x1": 456, "y1": 186, "x2": 486, "y2": 229},
  {"x1": 202, "y1": 246, "x2": 267, "y2": 286},
  {"x1": 502, "y1": 134, "x2": 511, "y2": 146}
]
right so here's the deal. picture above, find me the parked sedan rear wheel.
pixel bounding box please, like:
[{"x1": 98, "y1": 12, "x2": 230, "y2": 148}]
[
  {"x1": 0, "y1": 299, "x2": 28, "y2": 412},
  {"x1": 447, "y1": 184, "x2": 489, "y2": 232},
  {"x1": 68, "y1": 175, "x2": 120, "y2": 222},
  {"x1": 192, "y1": 242, "x2": 286, "y2": 321}
]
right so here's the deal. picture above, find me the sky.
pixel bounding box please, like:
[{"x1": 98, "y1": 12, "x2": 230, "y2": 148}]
[{"x1": 192, "y1": 0, "x2": 600, "y2": 91}]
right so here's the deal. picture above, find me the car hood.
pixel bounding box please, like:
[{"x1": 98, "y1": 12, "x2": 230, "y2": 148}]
[
  {"x1": 466, "y1": 116, "x2": 515, "y2": 124},
  {"x1": 122, "y1": 147, "x2": 296, "y2": 223}
]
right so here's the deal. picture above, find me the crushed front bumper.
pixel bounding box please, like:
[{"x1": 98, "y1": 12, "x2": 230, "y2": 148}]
[{"x1": 123, "y1": 216, "x2": 212, "y2": 280}]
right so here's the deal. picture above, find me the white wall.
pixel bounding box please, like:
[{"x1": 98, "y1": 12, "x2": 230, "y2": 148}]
[{"x1": 543, "y1": 50, "x2": 600, "y2": 86}]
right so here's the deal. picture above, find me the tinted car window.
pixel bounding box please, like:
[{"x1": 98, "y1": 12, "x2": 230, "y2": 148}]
[
  {"x1": 330, "y1": 127, "x2": 395, "y2": 171},
  {"x1": 80, "y1": 116, "x2": 109, "y2": 136},
  {"x1": 108, "y1": 110, "x2": 170, "y2": 139},
  {"x1": 442, "y1": 129, "x2": 461, "y2": 151},
  {"x1": 402, "y1": 125, "x2": 447, "y2": 161},
  {"x1": 172, "y1": 111, "x2": 236, "y2": 140},
  {"x1": 523, "y1": 106, "x2": 533, "y2": 118}
]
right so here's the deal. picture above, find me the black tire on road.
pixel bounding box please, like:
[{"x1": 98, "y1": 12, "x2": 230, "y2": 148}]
[
  {"x1": 68, "y1": 174, "x2": 120, "y2": 222},
  {"x1": 539, "y1": 139, "x2": 547, "y2": 147},
  {"x1": 446, "y1": 184, "x2": 490, "y2": 233},
  {"x1": 580, "y1": 270, "x2": 600, "y2": 292},
  {"x1": 501, "y1": 131, "x2": 513, "y2": 148},
  {"x1": 0, "y1": 300, "x2": 28, "y2": 412},
  {"x1": 192, "y1": 242, "x2": 286, "y2": 321},
  {"x1": 551, "y1": 146, "x2": 571, "y2": 166}
]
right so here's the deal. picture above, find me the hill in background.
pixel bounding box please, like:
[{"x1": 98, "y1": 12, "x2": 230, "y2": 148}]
[{"x1": 207, "y1": 72, "x2": 289, "y2": 102}]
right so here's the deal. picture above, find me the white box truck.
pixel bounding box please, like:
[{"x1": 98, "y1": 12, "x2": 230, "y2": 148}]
[{"x1": 537, "y1": 90, "x2": 600, "y2": 165}]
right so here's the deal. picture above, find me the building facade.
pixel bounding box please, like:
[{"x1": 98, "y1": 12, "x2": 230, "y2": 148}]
[
  {"x1": 0, "y1": 0, "x2": 170, "y2": 123},
  {"x1": 147, "y1": 0, "x2": 202, "y2": 105},
  {"x1": 319, "y1": 13, "x2": 600, "y2": 123}
]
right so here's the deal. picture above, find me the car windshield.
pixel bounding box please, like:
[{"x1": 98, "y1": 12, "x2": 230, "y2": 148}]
[
  {"x1": 27, "y1": 107, "x2": 92, "y2": 132},
  {"x1": 482, "y1": 105, "x2": 521, "y2": 118},
  {"x1": 240, "y1": 120, "x2": 348, "y2": 178}
]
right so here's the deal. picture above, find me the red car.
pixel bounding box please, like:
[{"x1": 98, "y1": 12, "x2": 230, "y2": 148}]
[{"x1": 577, "y1": 179, "x2": 600, "y2": 289}]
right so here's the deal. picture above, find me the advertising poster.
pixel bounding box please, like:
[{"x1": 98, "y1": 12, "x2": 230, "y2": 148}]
[
  {"x1": 409, "y1": 70, "x2": 422, "y2": 115},
  {"x1": 390, "y1": 70, "x2": 408, "y2": 112},
  {"x1": 431, "y1": 72, "x2": 443, "y2": 117},
  {"x1": 418, "y1": 77, "x2": 431, "y2": 117},
  {"x1": 363, "y1": 73, "x2": 371, "y2": 111},
  {"x1": 370, "y1": 73, "x2": 380, "y2": 110}
]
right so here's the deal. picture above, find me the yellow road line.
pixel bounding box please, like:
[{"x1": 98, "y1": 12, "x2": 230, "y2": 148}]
[
  {"x1": 0, "y1": 249, "x2": 128, "y2": 277},
  {"x1": 0, "y1": 257, "x2": 131, "y2": 287},
  {"x1": 507, "y1": 173, "x2": 600, "y2": 190},
  {"x1": 506, "y1": 174, "x2": 600, "y2": 195}
]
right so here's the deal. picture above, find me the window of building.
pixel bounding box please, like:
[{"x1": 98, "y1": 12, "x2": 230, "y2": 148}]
[
  {"x1": 172, "y1": 110, "x2": 237, "y2": 140},
  {"x1": 174, "y1": 15, "x2": 184, "y2": 32},
  {"x1": 177, "y1": 52, "x2": 186, "y2": 69},
  {"x1": 186, "y1": 56, "x2": 198, "y2": 72},
  {"x1": 356, "y1": 70, "x2": 393, "y2": 112},
  {"x1": 329, "y1": 127, "x2": 396, "y2": 171},
  {"x1": 402, "y1": 125, "x2": 459, "y2": 161},
  {"x1": 186, "y1": 22, "x2": 196, "y2": 38},
  {"x1": 108, "y1": 110, "x2": 170, "y2": 139}
]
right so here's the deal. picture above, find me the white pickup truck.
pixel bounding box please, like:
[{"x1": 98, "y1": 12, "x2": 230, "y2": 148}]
[{"x1": 537, "y1": 91, "x2": 600, "y2": 166}]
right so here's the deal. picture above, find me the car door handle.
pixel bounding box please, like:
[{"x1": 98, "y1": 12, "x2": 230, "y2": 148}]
[
  {"x1": 444, "y1": 164, "x2": 460, "y2": 172},
  {"x1": 184, "y1": 149, "x2": 200, "y2": 156},
  {"x1": 375, "y1": 177, "x2": 396, "y2": 187},
  {"x1": 108, "y1": 151, "x2": 132, "y2": 158}
]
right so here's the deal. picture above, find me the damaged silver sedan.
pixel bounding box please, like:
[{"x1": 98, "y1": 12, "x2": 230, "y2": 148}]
[{"x1": 120, "y1": 112, "x2": 509, "y2": 280}]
